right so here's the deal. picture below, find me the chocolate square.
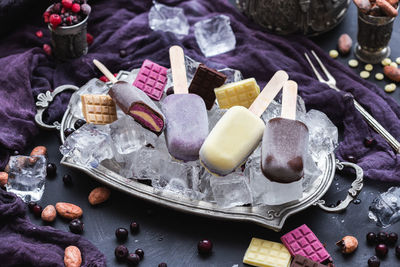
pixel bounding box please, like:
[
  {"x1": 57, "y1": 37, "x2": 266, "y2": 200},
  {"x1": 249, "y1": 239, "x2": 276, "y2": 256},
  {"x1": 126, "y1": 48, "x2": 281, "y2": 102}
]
[
  {"x1": 290, "y1": 255, "x2": 328, "y2": 267},
  {"x1": 188, "y1": 64, "x2": 227, "y2": 109}
]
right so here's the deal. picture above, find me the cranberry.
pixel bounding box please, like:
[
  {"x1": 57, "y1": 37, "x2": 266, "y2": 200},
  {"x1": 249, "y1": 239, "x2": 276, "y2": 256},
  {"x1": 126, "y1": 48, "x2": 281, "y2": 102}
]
[
  {"x1": 81, "y1": 4, "x2": 91, "y2": 15},
  {"x1": 71, "y1": 3, "x2": 80, "y2": 13},
  {"x1": 158, "y1": 263, "x2": 167, "y2": 267},
  {"x1": 35, "y1": 31, "x2": 43, "y2": 38},
  {"x1": 43, "y1": 11, "x2": 51, "y2": 23},
  {"x1": 63, "y1": 174, "x2": 73, "y2": 185},
  {"x1": 99, "y1": 76, "x2": 108, "y2": 82},
  {"x1": 64, "y1": 127, "x2": 75, "y2": 137},
  {"x1": 198, "y1": 239, "x2": 213, "y2": 255},
  {"x1": 135, "y1": 248, "x2": 144, "y2": 260},
  {"x1": 367, "y1": 232, "x2": 377, "y2": 244},
  {"x1": 74, "y1": 119, "x2": 86, "y2": 129},
  {"x1": 49, "y1": 14, "x2": 62, "y2": 28},
  {"x1": 364, "y1": 137, "x2": 377, "y2": 147},
  {"x1": 119, "y1": 49, "x2": 127, "y2": 58},
  {"x1": 388, "y1": 232, "x2": 398, "y2": 246},
  {"x1": 130, "y1": 221, "x2": 140, "y2": 234},
  {"x1": 166, "y1": 87, "x2": 174, "y2": 96},
  {"x1": 368, "y1": 256, "x2": 380, "y2": 267},
  {"x1": 32, "y1": 204, "x2": 43, "y2": 217},
  {"x1": 43, "y1": 44, "x2": 52, "y2": 56},
  {"x1": 28, "y1": 201, "x2": 37, "y2": 212},
  {"x1": 377, "y1": 232, "x2": 388, "y2": 243},
  {"x1": 46, "y1": 163, "x2": 57, "y2": 177},
  {"x1": 126, "y1": 253, "x2": 140, "y2": 266},
  {"x1": 69, "y1": 219, "x2": 84, "y2": 234},
  {"x1": 114, "y1": 245, "x2": 129, "y2": 261},
  {"x1": 62, "y1": 0, "x2": 73, "y2": 9},
  {"x1": 375, "y1": 243, "x2": 388, "y2": 258},
  {"x1": 66, "y1": 16, "x2": 73, "y2": 26},
  {"x1": 396, "y1": 245, "x2": 400, "y2": 258},
  {"x1": 115, "y1": 227, "x2": 128, "y2": 241},
  {"x1": 86, "y1": 33, "x2": 94, "y2": 45}
]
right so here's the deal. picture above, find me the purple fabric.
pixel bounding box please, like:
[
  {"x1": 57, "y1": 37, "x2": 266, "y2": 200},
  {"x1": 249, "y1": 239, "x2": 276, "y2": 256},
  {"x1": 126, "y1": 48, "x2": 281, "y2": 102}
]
[
  {"x1": 0, "y1": 189, "x2": 106, "y2": 266},
  {"x1": 0, "y1": 0, "x2": 400, "y2": 264}
]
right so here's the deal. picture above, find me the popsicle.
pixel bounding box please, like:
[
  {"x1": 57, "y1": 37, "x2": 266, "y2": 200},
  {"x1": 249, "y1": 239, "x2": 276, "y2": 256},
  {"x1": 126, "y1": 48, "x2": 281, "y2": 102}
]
[
  {"x1": 93, "y1": 59, "x2": 165, "y2": 135},
  {"x1": 199, "y1": 70, "x2": 289, "y2": 176},
  {"x1": 261, "y1": 81, "x2": 309, "y2": 183},
  {"x1": 161, "y1": 46, "x2": 209, "y2": 161}
]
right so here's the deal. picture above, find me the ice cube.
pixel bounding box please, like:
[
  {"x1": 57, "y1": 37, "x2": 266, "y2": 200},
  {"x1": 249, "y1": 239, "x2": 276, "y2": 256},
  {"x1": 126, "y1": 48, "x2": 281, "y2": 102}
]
[
  {"x1": 194, "y1": 15, "x2": 236, "y2": 57},
  {"x1": 210, "y1": 172, "x2": 252, "y2": 208},
  {"x1": 5, "y1": 155, "x2": 47, "y2": 202},
  {"x1": 302, "y1": 152, "x2": 322, "y2": 189},
  {"x1": 304, "y1": 109, "x2": 338, "y2": 161},
  {"x1": 148, "y1": 1, "x2": 189, "y2": 39},
  {"x1": 60, "y1": 123, "x2": 113, "y2": 168},
  {"x1": 369, "y1": 187, "x2": 400, "y2": 228},
  {"x1": 218, "y1": 67, "x2": 243, "y2": 83},
  {"x1": 207, "y1": 105, "x2": 227, "y2": 130}
]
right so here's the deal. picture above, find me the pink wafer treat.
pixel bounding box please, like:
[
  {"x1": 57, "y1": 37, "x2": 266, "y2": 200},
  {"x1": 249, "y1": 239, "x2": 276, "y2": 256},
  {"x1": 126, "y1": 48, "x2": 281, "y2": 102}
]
[
  {"x1": 280, "y1": 224, "x2": 331, "y2": 263},
  {"x1": 133, "y1": 59, "x2": 168, "y2": 101}
]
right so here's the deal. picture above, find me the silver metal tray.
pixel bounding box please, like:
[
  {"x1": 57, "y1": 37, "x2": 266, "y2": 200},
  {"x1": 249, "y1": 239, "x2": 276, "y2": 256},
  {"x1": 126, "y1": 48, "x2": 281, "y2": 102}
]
[{"x1": 35, "y1": 71, "x2": 364, "y2": 232}]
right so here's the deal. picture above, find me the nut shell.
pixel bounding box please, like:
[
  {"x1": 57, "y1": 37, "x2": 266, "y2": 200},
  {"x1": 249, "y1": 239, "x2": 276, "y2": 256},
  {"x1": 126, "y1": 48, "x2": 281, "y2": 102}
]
[
  {"x1": 88, "y1": 187, "x2": 111, "y2": 205},
  {"x1": 64, "y1": 246, "x2": 82, "y2": 267},
  {"x1": 41, "y1": 205, "x2": 57, "y2": 222},
  {"x1": 56, "y1": 202, "x2": 83, "y2": 220},
  {"x1": 336, "y1": 235, "x2": 358, "y2": 254}
]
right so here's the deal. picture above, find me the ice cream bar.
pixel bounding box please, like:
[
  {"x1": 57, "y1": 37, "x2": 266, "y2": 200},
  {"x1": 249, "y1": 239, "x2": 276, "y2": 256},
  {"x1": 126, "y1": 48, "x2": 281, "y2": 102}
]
[
  {"x1": 261, "y1": 81, "x2": 309, "y2": 183},
  {"x1": 200, "y1": 70, "x2": 289, "y2": 176},
  {"x1": 93, "y1": 59, "x2": 165, "y2": 135},
  {"x1": 161, "y1": 46, "x2": 209, "y2": 161},
  {"x1": 243, "y1": 237, "x2": 291, "y2": 267},
  {"x1": 188, "y1": 64, "x2": 227, "y2": 110},
  {"x1": 133, "y1": 59, "x2": 168, "y2": 101},
  {"x1": 214, "y1": 78, "x2": 260, "y2": 109}
]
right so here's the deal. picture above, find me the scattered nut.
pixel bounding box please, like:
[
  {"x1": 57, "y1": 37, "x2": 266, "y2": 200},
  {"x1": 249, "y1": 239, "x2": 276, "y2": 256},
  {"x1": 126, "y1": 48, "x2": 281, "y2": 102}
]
[
  {"x1": 64, "y1": 246, "x2": 82, "y2": 267},
  {"x1": 0, "y1": 172, "x2": 8, "y2": 187},
  {"x1": 329, "y1": 50, "x2": 339, "y2": 59},
  {"x1": 384, "y1": 66, "x2": 400, "y2": 82},
  {"x1": 41, "y1": 205, "x2": 57, "y2": 222},
  {"x1": 88, "y1": 187, "x2": 111, "y2": 205},
  {"x1": 336, "y1": 236, "x2": 358, "y2": 254},
  {"x1": 375, "y1": 73, "x2": 384, "y2": 80},
  {"x1": 360, "y1": 71, "x2": 370, "y2": 79},
  {"x1": 365, "y1": 64, "x2": 373, "y2": 71},
  {"x1": 348, "y1": 59, "x2": 359, "y2": 68},
  {"x1": 55, "y1": 202, "x2": 83, "y2": 220},
  {"x1": 29, "y1": 146, "x2": 47, "y2": 164},
  {"x1": 338, "y1": 34, "x2": 352, "y2": 55},
  {"x1": 382, "y1": 58, "x2": 392, "y2": 66},
  {"x1": 385, "y1": 83, "x2": 397, "y2": 93}
]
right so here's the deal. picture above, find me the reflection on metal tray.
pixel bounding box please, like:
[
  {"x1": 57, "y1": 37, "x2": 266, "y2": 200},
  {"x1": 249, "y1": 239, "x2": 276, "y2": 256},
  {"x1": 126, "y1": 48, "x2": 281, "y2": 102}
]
[{"x1": 35, "y1": 70, "x2": 364, "y2": 231}]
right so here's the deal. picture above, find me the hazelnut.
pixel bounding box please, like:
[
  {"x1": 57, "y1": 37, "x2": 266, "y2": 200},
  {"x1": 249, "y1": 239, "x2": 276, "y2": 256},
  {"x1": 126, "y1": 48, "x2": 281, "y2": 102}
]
[{"x1": 336, "y1": 236, "x2": 358, "y2": 254}]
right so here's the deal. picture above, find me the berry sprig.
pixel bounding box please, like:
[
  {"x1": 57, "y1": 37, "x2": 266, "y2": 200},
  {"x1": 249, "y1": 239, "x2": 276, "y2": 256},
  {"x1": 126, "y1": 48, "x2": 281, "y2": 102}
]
[{"x1": 44, "y1": 0, "x2": 91, "y2": 29}]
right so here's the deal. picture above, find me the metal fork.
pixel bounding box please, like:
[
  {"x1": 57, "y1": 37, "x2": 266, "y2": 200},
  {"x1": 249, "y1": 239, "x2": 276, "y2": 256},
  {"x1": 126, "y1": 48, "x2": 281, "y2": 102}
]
[{"x1": 304, "y1": 50, "x2": 400, "y2": 153}]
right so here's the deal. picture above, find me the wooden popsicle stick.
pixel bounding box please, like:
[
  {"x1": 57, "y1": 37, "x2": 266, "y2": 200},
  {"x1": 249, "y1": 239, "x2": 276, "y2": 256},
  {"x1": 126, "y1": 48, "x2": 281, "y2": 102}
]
[
  {"x1": 281, "y1": 80, "x2": 298, "y2": 120},
  {"x1": 248, "y1": 70, "x2": 289, "y2": 117},
  {"x1": 169, "y1": 46, "x2": 188, "y2": 94},
  {"x1": 93, "y1": 59, "x2": 118, "y2": 84}
]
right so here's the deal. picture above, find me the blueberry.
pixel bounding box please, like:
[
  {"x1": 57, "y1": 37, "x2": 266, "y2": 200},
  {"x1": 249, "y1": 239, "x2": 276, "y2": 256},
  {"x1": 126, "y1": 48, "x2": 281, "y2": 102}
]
[
  {"x1": 73, "y1": 119, "x2": 86, "y2": 130},
  {"x1": 64, "y1": 127, "x2": 75, "y2": 137},
  {"x1": 126, "y1": 253, "x2": 140, "y2": 266},
  {"x1": 368, "y1": 255, "x2": 380, "y2": 267},
  {"x1": 375, "y1": 243, "x2": 388, "y2": 258},
  {"x1": 28, "y1": 201, "x2": 37, "y2": 212},
  {"x1": 130, "y1": 221, "x2": 140, "y2": 234},
  {"x1": 364, "y1": 137, "x2": 377, "y2": 147},
  {"x1": 367, "y1": 232, "x2": 377, "y2": 244},
  {"x1": 388, "y1": 232, "x2": 398, "y2": 246},
  {"x1": 69, "y1": 219, "x2": 84, "y2": 234},
  {"x1": 114, "y1": 245, "x2": 129, "y2": 261},
  {"x1": 63, "y1": 174, "x2": 73, "y2": 185},
  {"x1": 346, "y1": 155, "x2": 357, "y2": 163},
  {"x1": 198, "y1": 239, "x2": 213, "y2": 255},
  {"x1": 166, "y1": 87, "x2": 174, "y2": 96},
  {"x1": 46, "y1": 163, "x2": 57, "y2": 177},
  {"x1": 32, "y1": 204, "x2": 43, "y2": 217},
  {"x1": 119, "y1": 49, "x2": 127, "y2": 58},
  {"x1": 115, "y1": 227, "x2": 128, "y2": 241},
  {"x1": 158, "y1": 263, "x2": 167, "y2": 267},
  {"x1": 135, "y1": 248, "x2": 144, "y2": 260},
  {"x1": 353, "y1": 199, "x2": 361, "y2": 205}
]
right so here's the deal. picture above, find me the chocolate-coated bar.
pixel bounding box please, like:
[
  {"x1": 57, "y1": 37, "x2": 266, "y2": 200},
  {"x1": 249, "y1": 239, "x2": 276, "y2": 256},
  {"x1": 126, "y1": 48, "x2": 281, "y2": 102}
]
[
  {"x1": 243, "y1": 238, "x2": 291, "y2": 267},
  {"x1": 290, "y1": 255, "x2": 327, "y2": 267},
  {"x1": 188, "y1": 64, "x2": 227, "y2": 109},
  {"x1": 133, "y1": 59, "x2": 168, "y2": 101}
]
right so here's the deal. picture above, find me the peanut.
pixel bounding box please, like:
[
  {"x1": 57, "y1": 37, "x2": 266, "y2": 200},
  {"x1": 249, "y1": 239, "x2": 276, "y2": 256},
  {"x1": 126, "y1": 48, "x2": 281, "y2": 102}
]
[
  {"x1": 88, "y1": 187, "x2": 111, "y2": 205},
  {"x1": 384, "y1": 66, "x2": 400, "y2": 82},
  {"x1": 41, "y1": 205, "x2": 57, "y2": 222},
  {"x1": 64, "y1": 246, "x2": 82, "y2": 267},
  {"x1": 0, "y1": 172, "x2": 8, "y2": 187},
  {"x1": 55, "y1": 202, "x2": 83, "y2": 220}
]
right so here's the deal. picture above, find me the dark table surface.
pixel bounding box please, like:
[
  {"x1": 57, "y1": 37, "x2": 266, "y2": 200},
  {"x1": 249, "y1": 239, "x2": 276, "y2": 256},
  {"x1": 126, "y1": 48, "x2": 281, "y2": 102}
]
[{"x1": 21, "y1": 1, "x2": 400, "y2": 267}]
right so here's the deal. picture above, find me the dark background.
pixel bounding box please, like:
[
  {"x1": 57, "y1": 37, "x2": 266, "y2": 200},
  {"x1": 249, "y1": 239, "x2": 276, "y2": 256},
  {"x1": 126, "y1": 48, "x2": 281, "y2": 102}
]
[{"x1": 15, "y1": 1, "x2": 400, "y2": 267}]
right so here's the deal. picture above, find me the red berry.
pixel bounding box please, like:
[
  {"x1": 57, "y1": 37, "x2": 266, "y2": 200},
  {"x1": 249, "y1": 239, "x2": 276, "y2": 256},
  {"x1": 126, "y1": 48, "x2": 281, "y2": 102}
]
[
  {"x1": 35, "y1": 31, "x2": 43, "y2": 38},
  {"x1": 49, "y1": 14, "x2": 62, "y2": 28},
  {"x1": 32, "y1": 204, "x2": 43, "y2": 217},
  {"x1": 43, "y1": 44, "x2": 52, "y2": 56},
  {"x1": 62, "y1": 0, "x2": 73, "y2": 9},
  {"x1": 99, "y1": 76, "x2": 109, "y2": 82},
  {"x1": 198, "y1": 239, "x2": 213, "y2": 255},
  {"x1": 86, "y1": 33, "x2": 93, "y2": 45},
  {"x1": 71, "y1": 3, "x2": 80, "y2": 13},
  {"x1": 43, "y1": 11, "x2": 51, "y2": 23},
  {"x1": 375, "y1": 243, "x2": 388, "y2": 258},
  {"x1": 66, "y1": 16, "x2": 72, "y2": 25}
]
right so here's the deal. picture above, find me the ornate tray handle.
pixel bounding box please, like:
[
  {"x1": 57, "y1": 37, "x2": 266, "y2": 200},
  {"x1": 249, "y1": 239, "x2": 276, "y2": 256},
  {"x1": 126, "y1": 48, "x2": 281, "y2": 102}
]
[
  {"x1": 35, "y1": 85, "x2": 79, "y2": 130},
  {"x1": 315, "y1": 160, "x2": 364, "y2": 213}
]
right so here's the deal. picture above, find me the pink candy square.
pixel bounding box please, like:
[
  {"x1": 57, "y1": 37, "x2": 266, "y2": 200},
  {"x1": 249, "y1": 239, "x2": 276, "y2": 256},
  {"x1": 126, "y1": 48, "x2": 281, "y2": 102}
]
[
  {"x1": 280, "y1": 224, "x2": 331, "y2": 263},
  {"x1": 133, "y1": 59, "x2": 168, "y2": 101}
]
